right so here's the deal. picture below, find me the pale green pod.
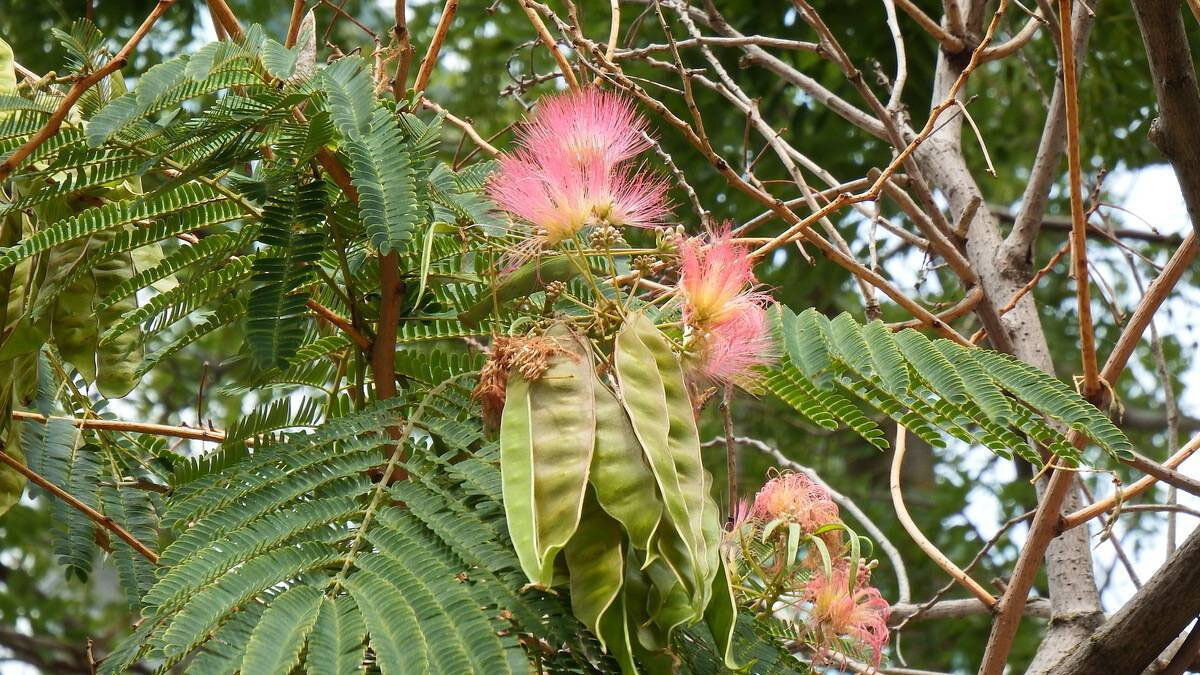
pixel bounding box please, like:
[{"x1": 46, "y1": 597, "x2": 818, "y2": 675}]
[
  {"x1": 703, "y1": 556, "x2": 740, "y2": 670},
  {"x1": 499, "y1": 326, "x2": 596, "y2": 586},
  {"x1": 0, "y1": 37, "x2": 15, "y2": 102},
  {"x1": 92, "y1": 232, "x2": 142, "y2": 398},
  {"x1": 0, "y1": 421, "x2": 26, "y2": 517},
  {"x1": 564, "y1": 492, "x2": 625, "y2": 652},
  {"x1": 590, "y1": 377, "x2": 662, "y2": 556},
  {"x1": 40, "y1": 197, "x2": 97, "y2": 381},
  {"x1": 614, "y1": 312, "x2": 711, "y2": 606},
  {"x1": 499, "y1": 377, "x2": 549, "y2": 584}
]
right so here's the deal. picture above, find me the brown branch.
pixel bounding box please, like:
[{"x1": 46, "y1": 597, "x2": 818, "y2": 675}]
[
  {"x1": 1134, "y1": 0, "x2": 1200, "y2": 241},
  {"x1": 0, "y1": 450, "x2": 159, "y2": 564},
  {"x1": 307, "y1": 299, "x2": 370, "y2": 350},
  {"x1": 889, "y1": 597, "x2": 1051, "y2": 626},
  {"x1": 980, "y1": 232, "x2": 1199, "y2": 672},
  {"x1": 517, "y1": 0, "x2": 580, "y2": 90},
  {"x1": 205, "y1": 0, "x2": 245, "y2": 41},
  {"x1": 893, "y1": 0, "x2": 966, "y2": 51},
  {"x1": 750, "y1": 0, "x2": 1013, "y2": 260},
  {"x1": 1062, "y1": 432, "x2": 1200, "y2": 529},
  {"x1": 12, "y1": 410, "x2": 229, "y2": 443},
  {"x1": 419, "y1": 99, "x2": 500, "y2": 157},
  {"x1": 413, "y1": 0, "x2": 459, "y2": 92},
  {"x1": 1057, "y1": 0, "x2": 1100, "y2": 399},
  {"x1": 979, "y1": 10, "x2": 1044, "y2": 62},
  {"x1": 285, "y1": 0, "x2": 308, "y2": 47},
  {"x1": 1046, "y1": 525, "x2": 1200, "y2": 674},
  {"x1": 0, "y1": 0, "x2": 175, "y2": 182},
  {"x1": 392, "y1": 0, "x2": 414, "y2": 99}
]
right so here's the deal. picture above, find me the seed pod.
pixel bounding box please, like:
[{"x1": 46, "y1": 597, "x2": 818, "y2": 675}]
[
  {"x1": 42, "y1": 197, "x2": 98, "y2": 381},
  {"x1": 614, "y1": 311, "x2": 715, "y2": 609},
  {"x1": 589, "y1": 378, "x2": 662, "y2": 555},
  {"x1": 500, "y1": 324, "x2": 595, "y2": 587},
  {"x1": 92, "y1": 231, "x2": 142, "y2": 398},
  {"x1": 564, "y1": 492, "x2": 625, "y2": 653}
]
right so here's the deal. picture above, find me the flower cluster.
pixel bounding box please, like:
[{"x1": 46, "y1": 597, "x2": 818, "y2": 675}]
[
  {"x1": 678, "y1": 225, "x2": 775, "y2": 384},
  {"x1": 487, "y1": 89, "x2": 670, "y2": 251},
  {"x1": 727, "y1": 471, "x2": 891, "y2": 669}
]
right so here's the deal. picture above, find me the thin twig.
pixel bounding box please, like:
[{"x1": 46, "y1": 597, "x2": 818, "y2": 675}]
[
  {"x1": 414, "y1": 0, "x2": 459, "y2": 92},
  {"x1": 0, "y1": 450, "x2": 159, "y2": 564},
  {"x1": 891, "y1": 426, "x2": 997, "y2": 606},
  {"x1": 12, "y1": 410, "x2": 230, "y2": 444},
  {"x1": 0, "y1": 1, "x2": 176, "y2": 182},
  {"x1": 1058, "y1": 0, "x2": 1100, "y2": 399}
]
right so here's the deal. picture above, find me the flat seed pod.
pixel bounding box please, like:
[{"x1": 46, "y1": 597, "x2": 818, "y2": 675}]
[
  {"x1": 564, "y1": 491, "x2": 625, "y2": 652},
  {"x1": 589, "y1": 377, "x2": 662, "y2": 555},
  {"x1": 614, "y1": 312, "x2": 712, "y2": 607},
  {"x1": 92, "y1": 229, "x2": 142, "y2": 398},
  {"x1": 500, "y1": 325, "x2": 595, "y2": 587}
]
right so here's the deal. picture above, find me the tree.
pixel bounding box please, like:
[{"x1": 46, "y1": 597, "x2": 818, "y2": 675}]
[{"x1": 0, "y1": 0, "x2": 1197, "y2": 672}]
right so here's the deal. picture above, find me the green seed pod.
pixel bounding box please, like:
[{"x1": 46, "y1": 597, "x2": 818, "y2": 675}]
[
  {"x1": 614, "y1": 312, "x2": 715, "y2": 610},
  {"x1": 589, "y1": 378, "x2": 663, "y2": 556},
  {"x1": 500, "y1": 325, "x2": 596, "y2": 587},
  {"x1": 0, "y1": 418, "x2": 26, "y2": 517},
  {"x1": 564, "y1": 492, "x2": 626, "y2": 653},
  {"x1": 92, "y1": 228, "x2": 142, "y2": 398},
  {"x1": 41, "y1": 197, "x2": 98, "y2": 381}
]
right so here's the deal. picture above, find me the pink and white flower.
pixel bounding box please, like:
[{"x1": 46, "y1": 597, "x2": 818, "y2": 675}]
[
  {"x1": 487, "y1": 89, "x2": 670, "y2": 251},
  {"x1": 804, "y1": 569, "x2": 891, "y2": 669},
  {"x1": 751, "y1": 471, "x2": 840, "y2": 534},
  {"x1": 517, "y1": 88, "x2": 652, "y2": 169},
  {"x1": 678, "y1": 224, "x2": 776, "y2": 383}
]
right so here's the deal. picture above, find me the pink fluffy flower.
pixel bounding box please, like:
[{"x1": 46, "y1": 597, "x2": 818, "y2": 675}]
[
  {"x1": 751, "y1": 472, "x2": 840, "y2": 533},
  {"x1": 679, "y1": 224, "x2": 776, "y2": 383},
  {"x1": 518, "y1": 88, "x2": 652, "y2": 168},
  {"x1": 487, "y1": 89, "x2": 670, "y2": 250},
  {"x1": 804, "y1": 569, "x2": 891, "y2": 669}
]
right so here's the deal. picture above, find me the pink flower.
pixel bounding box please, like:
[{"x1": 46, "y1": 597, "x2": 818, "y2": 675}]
[
  {"x1": 518, "y1": 88, "x2": 651, "y2": 169},
  {"x1": 680, "y1": 224, "x2": 761, "y2": 327},
  {"x1": 690, "y1": 304, "x2": 775, "y2": 384},
  {"x1": 487, "y1": 90, "x2": 670, "y2": 250},
  {"x1": 804, "y1": 569, "x2": 891, "y2": 669},
  {"x1": 678, "y1": 224, "x2": 776, "y2": 383},
  {"x1": 751, "y1": 472, "x2": 840, "y2": 533}
]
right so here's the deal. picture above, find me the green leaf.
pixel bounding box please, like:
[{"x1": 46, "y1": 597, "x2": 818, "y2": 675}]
[
  {"x1": 345, "y1": 108, "x2": 420, "y2": 254},
  {"x1": 307, "y1": 595, "x2": 367, "y2": 675},
  {"x1": 239, "y1": 584, "x2": 324, "y2": 674}
]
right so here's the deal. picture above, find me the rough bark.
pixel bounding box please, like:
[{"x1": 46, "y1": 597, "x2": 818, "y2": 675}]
[
  {"x1": 1047, "y1": 527, "x2": 1200, "y2": 674},
  {"x1": 911, "y1": 8, "x2": 1105, "y2": 670},
  {"x1": 1131, "y1": 0, "x2": 1200, "y2": 240}
]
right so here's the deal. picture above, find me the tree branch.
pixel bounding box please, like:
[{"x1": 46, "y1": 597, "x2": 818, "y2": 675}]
[
  {"x1": 1047, "y1": 525, "x2": 1200, "y2": 674},
  {"x1": 0, "y1": 0, "x2": 175, "y2": 182},
  {"x1": 0, "y1": 450, "x2": 159, "y2": 564},
  {"x1": 1132, "y1": 0, "x2": 1200, "y2": 240}
]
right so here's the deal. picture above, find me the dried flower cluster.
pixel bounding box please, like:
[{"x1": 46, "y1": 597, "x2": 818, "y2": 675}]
[
  {"x1": 728, "y1": 471, "x2": 891, "y2": 669},
  {"x1": 472, "y1": 335, "x2": 566, "y2": 427}
]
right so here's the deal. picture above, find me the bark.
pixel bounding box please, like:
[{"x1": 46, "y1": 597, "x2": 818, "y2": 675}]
[
  {"x1": 1131, "y1": 0, "x2": 1200, "y2": 240},
  {"x1": 911, "y1": 8, "x2": 1105, "y2": 670},
  {"x1": 1047, "y1": 526, "x2": 1200, "y2": 674}
]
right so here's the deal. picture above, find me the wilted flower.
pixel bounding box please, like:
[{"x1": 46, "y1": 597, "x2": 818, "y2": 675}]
[
  {"x1": 473, "y1": 335, "x2": 566, "y2": 428},
  {"x1": 751, "y1": 471, "x2": 840, "y2": 534},
  {"x1": 804, "y1": 569, "x2": 891, "y2": 669},
  {"x1": 487, "y1": 89, "x2": 670, "y2": 253},
  {"x1": 678, "y1": 224, "x2": 775, "y2": 383}
]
